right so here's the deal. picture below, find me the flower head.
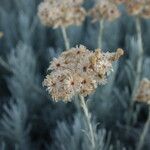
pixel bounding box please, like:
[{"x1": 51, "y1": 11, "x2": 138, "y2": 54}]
[
  {"x1": 38, "y1": 0, "x2": 86, "y2": 28},
  {"x1": 43, "y1": 45, "x2": 124, "y2": 102},
  {"x1": 113, "y1": 0, "x2": 125, "y2": 5},
  {"x1": 135, "y1": 78, "x2": 150, "y2": 104},
  {"x1": 89, "y1": 0, "x2": 120, "y2": 22},
  {"x1": 125, "y1": 0, "x2": 150, "y2": 18}
]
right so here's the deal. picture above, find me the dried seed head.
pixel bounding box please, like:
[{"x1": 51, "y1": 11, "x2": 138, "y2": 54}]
[
  {"x1": 113, "y1": 0, "x2": 125, "y2": 5},
  {"x1": 124, "y1": 0, "x2": 150, "y2": 18},
  {"x1": 89, "y1": 0, "x2": 120, "y2": 22},
  {"x1": 135, "y1": 78, "x2": 150, "y2": 104},
  {"x1": 43, "y1": 45, "x2": 124, "y2": 102},
  {"x1": 38, "y1": 0, "x2": 86, "y2": 28}
]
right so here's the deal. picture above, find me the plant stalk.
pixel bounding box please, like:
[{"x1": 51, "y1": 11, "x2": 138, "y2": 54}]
[
  {"x1": 79, "y1": 95, "x2": 95, "y2": 149},
  {"x1": 137, "y1": 106, "x2": 150, "y2": 150},
  {"x1": 61, "y1": 27, "x2": 70, "y2": 50}
]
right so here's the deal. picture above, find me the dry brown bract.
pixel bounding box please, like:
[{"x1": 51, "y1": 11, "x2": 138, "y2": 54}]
[
  {"x1": 43, "y1": 45, "x2": 124, "y2": 102},
  {"x1": 125, "y1": 0, "x2": 150, "y2": 19},
  {"x1": 89, "y1": 0, "x2": 120, "y2": 22},
  {"x1": 38, "y1": 0, "x2": 86, "y2": 28},
  {"x1": 135, "y1": 78, "x2": 150, "y2": 104}
]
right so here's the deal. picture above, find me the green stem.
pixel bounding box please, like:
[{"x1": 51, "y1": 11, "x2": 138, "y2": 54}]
[
  {"x1": 79, "y1": 95, "x2": 95, "y2": 149},
  {"x1": 61, "y1": 27, "x2": 70, "y2": 50},
  {"x1": 137, "y1": 106, "x2": 150, "y2": 150},
  {"x1": 98, "y1": 19, "x2": 104, "y2": 48}
]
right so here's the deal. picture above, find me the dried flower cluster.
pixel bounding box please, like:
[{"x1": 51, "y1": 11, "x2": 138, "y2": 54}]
[
  {"x1": 135, "y1": 78, "x2": 150, "y2": 104},
  {"x1": 113, "y1": 0, "x2": 125, "y2": 5},
  {"x1": 38, "y1": 0, "x2": 86, "y2": 28},
  {"x1": 89, "y1": 0, "x2": 120, "y2": 22},
  {"x1": 125, "y1": 0, "x2": 150, "y2": 18},
  {"x1": 43, "y1": 45, "x2": 124, "y2": 102}
]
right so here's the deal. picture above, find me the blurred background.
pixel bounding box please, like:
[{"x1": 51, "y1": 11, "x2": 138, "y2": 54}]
[{"x1": 0, "y1": 0, "x2": 150, "y2": 150}]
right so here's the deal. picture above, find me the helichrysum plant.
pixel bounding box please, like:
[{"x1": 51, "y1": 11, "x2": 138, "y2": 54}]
[
  {"x1": 88, "y1": 0, "x2": 121, "y2": 48},
  {"x1": 134, "y1": 78, "x2": 150, "y2": 150},
  {"x1": 38, "y1": 0, "x2": 86, "y2": 28},
  {"x1": 43, "y1": 45, "x2": 124, "y2": 149},
  {"x1": 43, "y1": 45, "x2": 124, "y2": 102},
  {"x1": 38, "y1": 0, "x2": 86, "y2": 49},
  {"x1": 124, "y1": 0, "x2": 150, "y2": 129}
]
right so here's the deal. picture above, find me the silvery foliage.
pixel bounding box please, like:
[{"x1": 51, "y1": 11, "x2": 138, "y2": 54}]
[
  {"x1": 50, "y1": 113, "x2": 112, "y2": 150},
  {"x1": 0, "y1": 99, "x2": 30, "y2": 150},
  {"x1": 0, "y1": 0, "x2": 150, "y2": 150},
  {"x1": 0, "y1": 0, "x2": 47, "y2": 52},
  {"x1": 7, "y1": 42, "x2": 41, "y2": 103},
  {"x1": 0, "y1": 142, "x2": 6, "y2": 150},
  {"x1": 50, "y1": 112, "x2": 128, "y2": 150}
]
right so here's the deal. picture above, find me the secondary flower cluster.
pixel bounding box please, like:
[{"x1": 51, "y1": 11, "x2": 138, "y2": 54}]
[
  {"x1": 89, "y1": 0, "x2": 120, "y2": 22},
  {"x1": 125, "y1": 0, "x2": 150, "y2": 19},
  {"x1": 43, "y1": 45, "x2": 124, "y2": 102},
  {"x1": 38, "y1": 0, "x2": 86, "y2": 28},
  {"x1": 135, "y1": 78, "x2": 150, "y2": 104}
]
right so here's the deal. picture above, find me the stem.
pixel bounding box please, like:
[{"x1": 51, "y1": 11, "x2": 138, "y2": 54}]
[
  {"x1": 137, "y1": 106, "x2": 150, "y2": 150},
  {"x1": 61, "y1": 27, "x2": 70, "y2": 50},
  {"x1": 126, "y1": 17, "x2": 144, "y2": 128},
  {"x1": 79, "y1": 95, "x2": 95, "y2": 149},
  {"x1": 98, "y1": 19, "x2": 104, "y2": 48}
]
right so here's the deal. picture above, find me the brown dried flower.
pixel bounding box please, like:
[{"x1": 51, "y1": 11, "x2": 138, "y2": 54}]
[
  {"x1": 43, "y1": 45, "x2": 124, "y2": 102},
  {"x1": 125, "y1": 0, "x2": 150, "y2": 18},
  {"x1": 38, "y1": 0, "x2": 86, "y2": 28},
  {"x1": 89, "y1": 0, "x2": 120, "y2": 22},
  {"x1": 135, "y1": 78, "x2": 150, "y2": 104}
]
